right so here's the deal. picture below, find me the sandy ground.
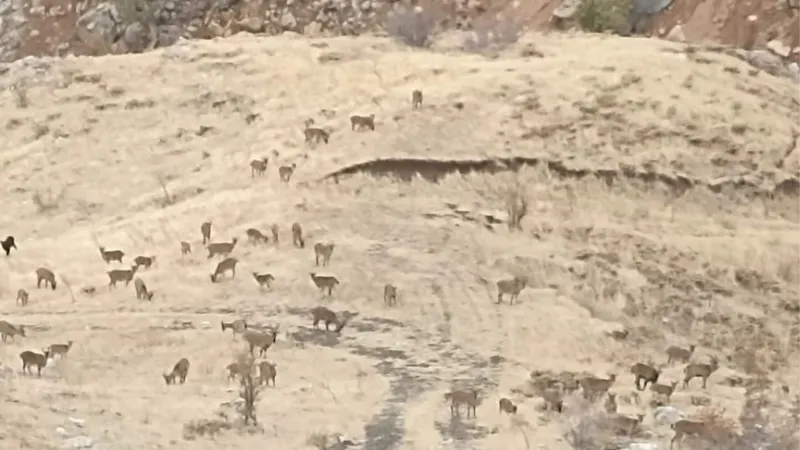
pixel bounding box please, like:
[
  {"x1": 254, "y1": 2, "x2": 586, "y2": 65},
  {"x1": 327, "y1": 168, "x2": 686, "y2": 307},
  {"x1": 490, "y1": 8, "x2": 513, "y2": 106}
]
[{"x1": 0, "y1": 32, "x2": 798, "y2": 450}]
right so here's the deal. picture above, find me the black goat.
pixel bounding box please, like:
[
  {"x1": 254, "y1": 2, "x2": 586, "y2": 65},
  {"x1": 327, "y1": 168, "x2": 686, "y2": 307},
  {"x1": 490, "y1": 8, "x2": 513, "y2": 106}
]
[{"x1": 1, "y1": 236, "x2": 16, "y2": 256}]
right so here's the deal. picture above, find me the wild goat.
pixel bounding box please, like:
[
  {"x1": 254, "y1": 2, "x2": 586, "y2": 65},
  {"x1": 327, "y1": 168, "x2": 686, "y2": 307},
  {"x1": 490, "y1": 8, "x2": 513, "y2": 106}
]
[
  {"x1": 133, "y1": 255, "x2": 156, "y2": 269},
  {"x1": 226, "y1": 361, "x2": 248, "y2": 381},
  {"x1": 651, "y1": 380, "x2": 679, "y2": 402},
  {"x1": 310, "y1": 272, "x2": 339, "y2": 296},
  {"x1": 611, "y1": 413, "x2": 645, "y2": 436},
  {"x1": 163, "y1": 357, "x2": 190, "y2": 385},
  {"x1": 134, "y1": 277, "x2": 154, "y2": 301},
  {"x1": 683, "y1": 356, "x2": 719, "y2": 389},
  {"x1": 2, "y1": 235, "x2": 16, "y2": 256},
  {"x1": 242, "y1": 326, "x2": 279, "y2": 356},
  {"x1": 498, "y1": 397, "x2": 517, "y2": 414},
  {"x1": 246, "y1": 228, "x2": 269, "y2": 245},
  {"x1": 221, "y1": 319, "x2": 247, "y2": 334},
  {"x1": 250, "y1": 157, "x2": 269, "y2": 177},
  {"x1": 496, "y1": 276, "x2": 527, "y2": 304},
  {"x1": 16, "y1": 288, "x2": 28, "y2": 306},
  {"x1": 180, "y1": 241, "x2": 191, "y2": 255},
  {"x1": 201, "y1": 221, "x2": 212, "y2": 244},
  {"x1": 210, "y1": 257, "x2": 238, "y2": 282},
  {"x1": 630, "y1": 362, "x2": 660, "y2": 391},
  {"x1": 98, "y1": 246, "x2": 125, "y2": 263},
  {"x1": 48, "y1": 341, "x2": 74, "y2": 358},
  {"x1": 108, "y1": 265, "x2": 138, "y2": 288},
  {"x1": 207, "y1": 238, "x2": 238, "y2": 258},
  {"x1": 0, "y1": 320, "x2": 26, "y2": 342},
  {"x1": 445, "y1": 389, "x2": 479, "y2": 418},
  {"x1": 258, "y1": 361, "x2": 277, "y2": 386},
  {"x1": 314, "y1": 242, "x2": 335, "y2": 267},
  {"x1": 383, "y1": 283, "x2": 397, "y2": 306},
  {"x1": 670, "y1": 419, "x2": 706, "y2": 449},
  {"x1": 350, "y1": 114, "x2": 375, "y2": 131},
  {"x1": 304, "y1": 127, "x2": 329, "y2": 144},
  {"x1": 36, "y1": 267, "x2": 57, "y2": 290},
  {"x1": 252, "y1": 272, "x2": 274, "y2": 289},
  {"x1": 604, "y1": 392, "x2": 618, "y2": 413},
  {"x1": 310, "y1": 306, "x2": 350, "y2": 332},
  {"x1": 20, "y1": 349, "x2": 49, "y2": 376},
  {"x1": 279, "y1": 163, "x2": 296, "y2": 182},
  {"x1": 667, "y1": 344, "x2": 696, "y2": 364},
  {"x1": 541, "y1": 387, "x2": 564, "y2": 412},
  {"x1": 270, "y1": 224, "x2": 279, "y2": 245},
  {"x1": 411, "y1": 89, "x2": 423, "y2": 109},
  {"x1": 580, "y1": 374, "x2": 616, "y2": 400},
  {"x1": 291, "y1": 222, "x2": 305, "y2": 248}
]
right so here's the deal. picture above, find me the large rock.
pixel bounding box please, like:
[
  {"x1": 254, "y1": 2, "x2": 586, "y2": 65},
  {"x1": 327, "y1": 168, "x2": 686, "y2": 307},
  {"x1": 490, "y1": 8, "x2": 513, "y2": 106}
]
[{"x1": 76, "y1": 3, "x2": 124, "y2": 54}]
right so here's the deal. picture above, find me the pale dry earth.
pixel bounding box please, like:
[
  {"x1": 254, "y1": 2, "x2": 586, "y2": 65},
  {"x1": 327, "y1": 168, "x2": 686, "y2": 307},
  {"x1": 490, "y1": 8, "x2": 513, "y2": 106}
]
[{"x1": 0, "y1": 32, "x2": 798, "y2": 450}]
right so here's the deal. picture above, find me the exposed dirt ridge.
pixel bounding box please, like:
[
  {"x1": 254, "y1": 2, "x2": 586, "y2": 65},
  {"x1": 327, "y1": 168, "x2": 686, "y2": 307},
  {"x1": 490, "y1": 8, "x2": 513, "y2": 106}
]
[{"x1": 322, "y1": 156, "x2": 800, "y2": 198}]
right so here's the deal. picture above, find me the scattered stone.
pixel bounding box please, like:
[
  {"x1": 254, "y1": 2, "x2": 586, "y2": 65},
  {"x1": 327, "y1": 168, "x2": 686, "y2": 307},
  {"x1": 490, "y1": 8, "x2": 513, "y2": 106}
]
[
  {"x1": 62, "y1": 436, "x2": 93, "y2": 449},
  {"x1": 766, "y1": 39, "x2": 791, "y2": 58}
]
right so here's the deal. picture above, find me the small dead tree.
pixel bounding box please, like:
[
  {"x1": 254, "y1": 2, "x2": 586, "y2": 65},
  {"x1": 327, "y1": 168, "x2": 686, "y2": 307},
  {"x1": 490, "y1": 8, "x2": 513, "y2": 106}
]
[
  {"x1": 386, "y1": 3, "x2": 439, "y2": 48},
  {"x1": 235, "y1": 352, "x2": 261, "y2": 426},
  {"x1": 32, "y1": 187, "x2": 67, "y2": 213},
  {"x1": 506, "y1": 181, "x2": 529, "y2": 231}
]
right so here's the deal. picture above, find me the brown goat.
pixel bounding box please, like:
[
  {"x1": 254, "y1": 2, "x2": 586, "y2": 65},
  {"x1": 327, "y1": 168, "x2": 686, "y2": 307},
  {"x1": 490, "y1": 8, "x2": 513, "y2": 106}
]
[
  {"x1": 651, "y1": 380, "x2": 679, "y2": 402},
  {"x1": 270, "y1": 224, "x2": 279, "y2": 245},
  {"x1": 250, "y1": 157, "x2": 269, "y2": 177},
  {"x1": 291, "y1": 222, "x2": 305, "y2": 248},
  {"x1": 630, "y1": 362, "x2": 660, "y2": 391},
  {"x1": 611, "y1": 413, "x2": 644, "y2": 436},
  {"x1": 210, "y1": 257, "x2": 238, "y2": 282},
  {"x1": 383, "y1": 283, "x2": 398, "y2": 306},
  {"x1": 98, "y1": 246, "x2": 125, "y2": 263},
  {"x1": 133, "y1": 277, "x2": 154, "y2": 301},
  {"x1": 242, "y1": 326, "x2": 279, "y2": 356},
  {"x1": 108, "y1": 265, "x2": 138, "y2": 288},
  {"x1": 445, "y1": 389, "x2": 479, "y2": 418},
  {"x1": 180, "y1": 241, "x2": 191, "y2": 255},
  {"x1": 683, "y1": 356, "x2": 719, "y2": 389},
  {"x1": 221, "y1": 319, "x2": 248, "y2": 334},
  {"x1": 412, "y1": 89, "x2": 423, "y2": 109},
  {"x1": 252, "y1": 272, "x2": 275, "y2": 289},
  {"x1": 580, "y1": 374, "x2": 616, "y2": 400},
  {"x1": 350, "y1": 114, "x2": 375, "y2": 131},
  {"x1": 35, "y1": 267, "x2": 57, "y2": 290},
  {"x1": 16, "y1": 288, "x2": 28, "y2": 306},
  {"x1": 667, "y1": 344, "x2": 696, "y2": 364},
  {"x1": 314, "y1": 242, "x2": 335, "y2": 267},
  {"x1": 20, "y1": 349, "x2": 49, "y2": 376},
  {"x1": 279, "y1": 163, "x2": 296, "y2": 182},
  {"x1": 0, "y1": 320, "x2": 26, "y2": 342},
  {"x1": 604, "y1": 392, "x2": 618, "y2": 414},
  {"x1": 498, "y1": 397, "x2": 517, "y2": 414},
  {"x1": 207, "y1": 238, "x2": 238, "y2": 259},
  {"x1": 133, "y1": 255, "x2": 156, "y2": 269},
  {"x1": 48, "y1": 341, "x2": 74, "y2": 358},
  {"x1": 310, "y1": 306, "x2": 350, "y2": 333},
  {"x1": 671, "y1": 419, "x2": 707, "y2": 449},
  {"x1": 258, "y1": 361, "x2": 277, "y2": 386},
  {"x1": 310, "y1": 272, "x2": 339, "y2": 296},
  {"x1": 246, "y1": 228, "x2": 269, "y2": 245},
  {"x1": 496, "y1": 276, "x2": 527, "y2": 304},
  {"x1": 541, "y1": 387, "x2": 564, "y2": 413},
  {"x1": 201, "y1": 221, "x2": 212, "y2": 244},
  {"x1": 163, "y1": 357, "x2": 190, "y2": 385}
]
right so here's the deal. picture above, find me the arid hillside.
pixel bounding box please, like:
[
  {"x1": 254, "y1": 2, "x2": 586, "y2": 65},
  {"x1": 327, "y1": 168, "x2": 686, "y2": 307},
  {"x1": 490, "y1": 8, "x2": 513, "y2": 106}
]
[{"x1": 0, "y1": 32, "x2": 798, "y2": 450}]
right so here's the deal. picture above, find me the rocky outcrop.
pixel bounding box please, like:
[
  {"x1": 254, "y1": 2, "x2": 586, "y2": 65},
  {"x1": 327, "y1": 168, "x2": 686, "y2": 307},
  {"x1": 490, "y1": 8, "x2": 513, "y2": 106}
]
[{"x1": 0, "y1": 0, "x2": 797, "y2": 63}]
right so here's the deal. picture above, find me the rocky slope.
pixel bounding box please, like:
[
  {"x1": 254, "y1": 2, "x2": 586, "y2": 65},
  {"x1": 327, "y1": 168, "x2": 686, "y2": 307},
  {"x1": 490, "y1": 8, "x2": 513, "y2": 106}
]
[{"x1": 0, "y1": 0, "x2": 798, "y2": 63}]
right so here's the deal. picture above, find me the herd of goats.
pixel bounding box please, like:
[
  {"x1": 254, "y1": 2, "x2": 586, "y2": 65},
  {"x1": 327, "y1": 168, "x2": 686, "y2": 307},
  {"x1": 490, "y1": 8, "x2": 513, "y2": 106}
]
[{"x1": 0, "y1": 88, "x2": 724, "y2": 447}]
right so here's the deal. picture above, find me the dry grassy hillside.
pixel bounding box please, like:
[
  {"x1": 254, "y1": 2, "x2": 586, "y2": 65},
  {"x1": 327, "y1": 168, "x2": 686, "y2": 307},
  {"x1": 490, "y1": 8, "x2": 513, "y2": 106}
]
[{"x1": 0, "y1": 32, "x2": 798, "y2": 450}]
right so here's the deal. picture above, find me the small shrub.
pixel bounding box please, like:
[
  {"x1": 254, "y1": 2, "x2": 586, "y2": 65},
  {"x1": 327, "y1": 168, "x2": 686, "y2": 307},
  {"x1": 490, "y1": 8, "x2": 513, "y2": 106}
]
[
  {"x1": 235, "y1": 352, "x2": 261, "y2": 425},
  {"x1": 576, "y1": 0, "x2": 631, "y2": 33},
  {"x1": 464, "y1": 12, "x2": 524, "y2": 52},
  {"x1": 32, "y1": 187, "x2": 66, "y2": 213},
  {"x1": 386, "y1": 4, "x2": 438, "y2": 48}
]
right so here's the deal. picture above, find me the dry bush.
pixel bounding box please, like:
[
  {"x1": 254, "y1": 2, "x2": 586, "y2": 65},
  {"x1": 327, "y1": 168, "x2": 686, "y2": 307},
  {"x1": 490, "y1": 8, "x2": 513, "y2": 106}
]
[
  {"x1": 463, "y1": 11, "x2": 524, "y2": 52},
  {"x1": 306, "y1": 432, "x2": 330, "y2": 449},
  {"x1": 235, "y1": 352, "x2": 261, "y2": 426},
  {"x1": 563, "y1": 408, "x2": 620, "y2": 450},
  {"x1": 680, "y1": 405, "x2": 799, "y2": 450},
  {"x1": 385, "y1": 3, "x2": 438, "y2": 48},
  {"x1": 11, "y1": 82, "x2": 29, "y2": 108},
  {"x1": 577, "y1": 0, "x2": 632, "y2": 33},
  {"x1": 32, "y1": 187, "x2": 66, "y2": 213},
  {"x1": 183, "y1": 417, "x2": 232, "y2": 439}
]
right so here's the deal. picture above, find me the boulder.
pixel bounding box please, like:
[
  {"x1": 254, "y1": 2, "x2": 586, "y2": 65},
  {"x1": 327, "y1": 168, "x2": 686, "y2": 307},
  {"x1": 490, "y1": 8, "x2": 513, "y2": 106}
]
[{"x1": 76, "y1": 3, "x2": 124, "y2": 54}]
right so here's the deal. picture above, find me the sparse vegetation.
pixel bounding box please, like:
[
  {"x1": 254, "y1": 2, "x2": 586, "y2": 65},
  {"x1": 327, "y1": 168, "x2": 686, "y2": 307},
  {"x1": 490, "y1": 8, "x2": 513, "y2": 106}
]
[
  {"x1": 234, "y1": 352, "x2": 262, "y2": 425},
  {"x1": 576, "y1": 0, "x2": 632, "y2": 33}
]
